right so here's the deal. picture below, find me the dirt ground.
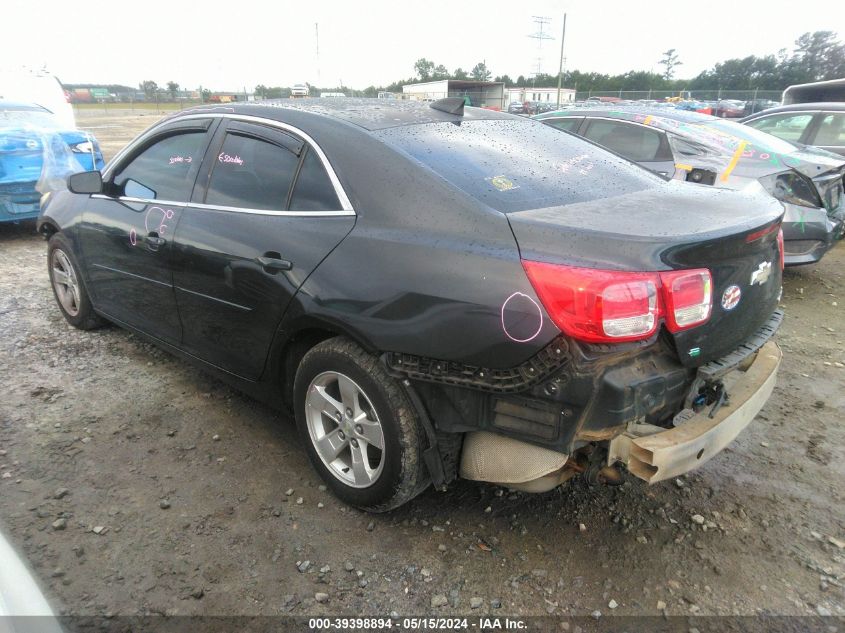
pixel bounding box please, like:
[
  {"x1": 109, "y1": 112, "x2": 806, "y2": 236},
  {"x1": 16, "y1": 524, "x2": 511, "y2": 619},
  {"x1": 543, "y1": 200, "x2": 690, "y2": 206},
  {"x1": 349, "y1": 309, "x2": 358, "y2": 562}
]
[{"x1": 0, "y1": 109, "x2": 843, "y2": 620}]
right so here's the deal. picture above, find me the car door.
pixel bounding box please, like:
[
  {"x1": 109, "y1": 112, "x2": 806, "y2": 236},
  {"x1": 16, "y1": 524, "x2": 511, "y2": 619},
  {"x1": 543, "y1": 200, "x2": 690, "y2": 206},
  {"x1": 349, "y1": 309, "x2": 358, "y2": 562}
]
[
  {"x1": 171, "y1": 118, "x2": 355, "y2": 380},
  {"x1": 78, "y1": 119, "x2": 216, "y2": 344},
  {"x1": 582, "y1": 118, "x2": 676, "y2": 176}
]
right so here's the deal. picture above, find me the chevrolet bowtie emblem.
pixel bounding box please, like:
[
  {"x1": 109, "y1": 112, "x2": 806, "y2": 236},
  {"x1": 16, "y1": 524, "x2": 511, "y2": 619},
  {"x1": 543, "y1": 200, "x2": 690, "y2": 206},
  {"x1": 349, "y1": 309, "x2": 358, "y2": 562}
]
[{"x1": 750, "y1": 261, "x2": 772, "y2": 286}]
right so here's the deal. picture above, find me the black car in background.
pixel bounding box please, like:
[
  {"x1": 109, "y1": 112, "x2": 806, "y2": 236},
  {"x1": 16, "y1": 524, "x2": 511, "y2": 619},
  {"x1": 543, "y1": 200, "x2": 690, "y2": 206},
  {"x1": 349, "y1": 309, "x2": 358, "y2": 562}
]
[
  {"x1": 39, "y1": 99, "x2": 784, "y2": 511},
  {"x1": 536, "y1": 107, "x2": 845, "y2": 266},
  {"x1": 742, "y1": 102, "x2": 845, "y2": 157}
]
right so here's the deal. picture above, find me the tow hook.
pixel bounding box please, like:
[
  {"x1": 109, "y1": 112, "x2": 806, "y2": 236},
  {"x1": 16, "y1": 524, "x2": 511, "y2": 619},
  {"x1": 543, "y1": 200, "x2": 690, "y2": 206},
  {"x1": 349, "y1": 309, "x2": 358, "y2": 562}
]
[{"x1": 708, "y1": 382, "x2": 730, "y2": 419}]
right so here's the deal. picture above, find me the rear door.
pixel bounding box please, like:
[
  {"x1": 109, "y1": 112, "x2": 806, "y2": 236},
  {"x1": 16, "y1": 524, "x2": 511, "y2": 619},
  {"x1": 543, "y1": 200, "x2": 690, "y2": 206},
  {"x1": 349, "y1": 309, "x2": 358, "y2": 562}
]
[
  {"x1": 582, "y1": 118, "x2": 676, "y2": 176},
  {"x1": 172, "y1": 118, "x2": 355, "y2": 379},
  {"x1": 79, "y1": 119, "x2": 215, "y2": 344}
]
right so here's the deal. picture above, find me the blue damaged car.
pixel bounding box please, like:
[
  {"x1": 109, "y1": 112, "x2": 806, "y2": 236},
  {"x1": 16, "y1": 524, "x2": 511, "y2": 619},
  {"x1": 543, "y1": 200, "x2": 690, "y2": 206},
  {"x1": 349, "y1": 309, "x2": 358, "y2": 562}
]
[{"x1": 1, "y1": 101, "x2": 105, "y2": 223}]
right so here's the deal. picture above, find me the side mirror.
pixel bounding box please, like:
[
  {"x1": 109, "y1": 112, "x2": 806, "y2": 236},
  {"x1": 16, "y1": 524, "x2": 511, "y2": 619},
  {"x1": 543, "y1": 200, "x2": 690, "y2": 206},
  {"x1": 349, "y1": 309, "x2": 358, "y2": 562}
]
[{"x1": 67, "y1": 170, "x2": 103, "y2": 194}]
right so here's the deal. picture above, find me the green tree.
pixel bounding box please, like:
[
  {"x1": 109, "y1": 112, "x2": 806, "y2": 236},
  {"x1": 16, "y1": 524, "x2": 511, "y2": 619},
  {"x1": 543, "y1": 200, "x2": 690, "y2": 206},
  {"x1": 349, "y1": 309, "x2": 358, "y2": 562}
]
[
  {"x1": 255, "y1": 84, "x2": 268, "y2": 99},
  {"x1": 432, "y1": 64, "x2": 449, "y2": 80},
  {"x1": 792, "y1": 31, "x2": 845, "y2": 80},
  {"x1": 452, "y1": 67, "x2": 469, "y2": 80},
  {"x1": 166, "y1": 81, "x2": 179, "y2": 100},
  {"x1": 414, "y1": 58, "x2": 435, "y2": 81},
  {"x1": 471, "y1": 62, "x2": 491, "y2": 81},
  {"x1": 659, "y1": 49, "x2": 682, "y2": 80},
  {"x1": 139, "y1": 80, "x2": 158, "y2": 99}
]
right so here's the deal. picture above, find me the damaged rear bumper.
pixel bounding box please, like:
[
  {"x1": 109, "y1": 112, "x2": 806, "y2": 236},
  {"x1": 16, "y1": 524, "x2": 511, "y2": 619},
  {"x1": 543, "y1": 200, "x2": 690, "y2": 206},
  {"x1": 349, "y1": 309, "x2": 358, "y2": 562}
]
[{"x1": 608, "y1": 340, "x2": 782, "y2": 483}]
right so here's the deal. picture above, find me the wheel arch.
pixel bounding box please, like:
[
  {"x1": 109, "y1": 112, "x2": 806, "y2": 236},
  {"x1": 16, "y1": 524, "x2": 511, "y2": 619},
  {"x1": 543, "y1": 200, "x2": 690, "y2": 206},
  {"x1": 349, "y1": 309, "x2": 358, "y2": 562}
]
[
  {"x1": 271, "y1": 315, "x2": 379, "y2": 409},
  {"x1": 36, "y1": 216, "x2": 60, "y2": 238}
]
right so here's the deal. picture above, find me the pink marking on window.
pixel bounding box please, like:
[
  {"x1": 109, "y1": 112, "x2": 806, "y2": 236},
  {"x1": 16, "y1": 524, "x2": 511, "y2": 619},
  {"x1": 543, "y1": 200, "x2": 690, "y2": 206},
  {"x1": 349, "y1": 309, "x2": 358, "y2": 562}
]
[
  {"x1": 129, "y1": 229, "x2": 137, "y2": 246},
  {"x1": 218, "y1": 152, "x2": 244, "y2": 166}
]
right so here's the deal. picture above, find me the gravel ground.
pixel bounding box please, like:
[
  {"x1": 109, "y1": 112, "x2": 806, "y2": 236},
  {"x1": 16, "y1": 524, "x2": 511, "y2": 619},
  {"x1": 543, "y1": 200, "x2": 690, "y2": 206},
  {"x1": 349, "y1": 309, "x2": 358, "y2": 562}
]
[{"x1": 0, "y1": 110, "x2": 843, "y2": 620}]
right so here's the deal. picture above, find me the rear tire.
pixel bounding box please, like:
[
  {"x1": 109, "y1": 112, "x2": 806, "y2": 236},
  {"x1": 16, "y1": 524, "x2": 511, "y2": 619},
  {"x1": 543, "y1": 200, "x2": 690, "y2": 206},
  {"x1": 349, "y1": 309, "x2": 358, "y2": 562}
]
[
  {"x1": 294, "y1": 337, "x2": 429, "y2": 512},
  {"x1": 47, "y1": 233, "x2": 105, "y2": 330}
]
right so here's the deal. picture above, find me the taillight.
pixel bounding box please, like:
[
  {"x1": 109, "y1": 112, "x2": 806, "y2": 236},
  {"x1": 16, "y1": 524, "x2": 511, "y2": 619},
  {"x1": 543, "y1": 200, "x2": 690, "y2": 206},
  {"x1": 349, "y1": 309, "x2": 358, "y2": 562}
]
[
  {"x1": 522, "y1": 261, "x2": 713, "y2": 343},
  {"x1": 660, "y1": 270, "x2": 712, "y2": 332},
  {"x1": 759, "y1": 172, "x2": 822, "y2": 209},
  {"x1": 777, "y1": 228, "x2": 785, "y2": 270}
]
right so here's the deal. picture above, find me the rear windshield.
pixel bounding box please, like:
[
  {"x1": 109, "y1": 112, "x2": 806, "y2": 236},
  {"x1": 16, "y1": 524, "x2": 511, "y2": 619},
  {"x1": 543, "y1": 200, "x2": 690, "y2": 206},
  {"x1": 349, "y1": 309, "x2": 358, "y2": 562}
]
[
  {"x1": 0, "y1": 107, "x2": 59, "y2": 129},
  {"x1": 375, "y1": 119, "x2": 660, "y2": 213}
]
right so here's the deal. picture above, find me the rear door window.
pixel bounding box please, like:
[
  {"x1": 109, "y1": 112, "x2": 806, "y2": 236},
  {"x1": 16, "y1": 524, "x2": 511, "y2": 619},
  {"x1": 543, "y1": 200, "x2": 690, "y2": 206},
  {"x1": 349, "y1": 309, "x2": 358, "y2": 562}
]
[
  {"x1": 809, "y1": 113, "x2": 845, "y2": 147},
  {"x1": 744, "y1": 113, "x2": 814, "y2": 142},
  {"x1": 289, "y1": 148, "x2": 341, "y2": 211},
  {"x1": 583, "y1": 119, "x2": 672, "y2": 162},
  {"x1": 114, "y1": 131, "x2": 208, "y2": 202},
  {"x1": 205, "y1": 131, "x2": 300, "y2": 210}
]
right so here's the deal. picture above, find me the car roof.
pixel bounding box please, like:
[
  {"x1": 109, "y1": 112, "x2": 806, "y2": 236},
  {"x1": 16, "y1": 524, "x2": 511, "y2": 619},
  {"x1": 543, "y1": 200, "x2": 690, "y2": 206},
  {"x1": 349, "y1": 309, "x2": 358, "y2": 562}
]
[
  {"x1": 174, "y1": 98, "x2": 513, "y2": 132},
  {"x1": 742, "y1": 102, "x2": 845, "y2": 118}
]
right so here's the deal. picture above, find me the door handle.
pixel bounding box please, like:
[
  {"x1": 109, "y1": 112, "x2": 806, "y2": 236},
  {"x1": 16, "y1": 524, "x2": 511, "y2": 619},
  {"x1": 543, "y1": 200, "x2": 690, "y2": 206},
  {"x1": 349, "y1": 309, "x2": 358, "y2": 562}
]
[
  {"x1": 146, "y1": 232, "x2": 166, "y2": 251},
  {"x1": 256, "y1": 254, "x2": 293, "y2": 272}
]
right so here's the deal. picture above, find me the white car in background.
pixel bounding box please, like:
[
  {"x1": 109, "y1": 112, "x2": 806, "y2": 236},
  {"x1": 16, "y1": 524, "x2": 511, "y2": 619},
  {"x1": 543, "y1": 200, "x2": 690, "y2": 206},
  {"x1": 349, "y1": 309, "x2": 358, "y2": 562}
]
[
  {"x1": 0, "y1": 69, "x2": 74, "y2": 128},
  {"x1": 291, "y1": 83, "x2": 310, "y2": 97}
]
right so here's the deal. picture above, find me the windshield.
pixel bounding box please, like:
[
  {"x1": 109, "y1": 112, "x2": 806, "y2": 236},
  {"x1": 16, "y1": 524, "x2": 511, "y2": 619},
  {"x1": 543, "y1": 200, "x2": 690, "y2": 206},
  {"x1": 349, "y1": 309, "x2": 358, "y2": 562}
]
[
  {"x1": 0, "y1": 107, "x2": 61, "y2": 129},
  {"x1": 376, "y1": 119, "x2": 661, "y2": 213}
]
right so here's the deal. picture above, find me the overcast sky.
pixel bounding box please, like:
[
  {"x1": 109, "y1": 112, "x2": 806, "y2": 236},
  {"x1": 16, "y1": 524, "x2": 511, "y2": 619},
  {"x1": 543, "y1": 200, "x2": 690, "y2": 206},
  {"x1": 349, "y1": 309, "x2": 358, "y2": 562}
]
[{"x1": 6, "y1": 0, "x2": 845, "y2": 91}]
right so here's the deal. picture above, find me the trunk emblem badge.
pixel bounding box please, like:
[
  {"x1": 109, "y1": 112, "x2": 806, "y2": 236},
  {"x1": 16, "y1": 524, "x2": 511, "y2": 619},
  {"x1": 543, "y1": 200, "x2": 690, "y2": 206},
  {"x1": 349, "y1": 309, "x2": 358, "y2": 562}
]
[
  {"x1": 721, "y1": 285, "x2": 742, "y2": 311},
  {"x1": 750, "y1": 261, "x2": 772, "y2": 286}
]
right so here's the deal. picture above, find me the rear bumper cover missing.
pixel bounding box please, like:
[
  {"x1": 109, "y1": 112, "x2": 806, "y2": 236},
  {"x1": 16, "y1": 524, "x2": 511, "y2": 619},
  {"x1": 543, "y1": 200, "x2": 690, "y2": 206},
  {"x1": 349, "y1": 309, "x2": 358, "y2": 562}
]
[{"x1": 608, "y1": 341, "x2": 782, "y2": 483}]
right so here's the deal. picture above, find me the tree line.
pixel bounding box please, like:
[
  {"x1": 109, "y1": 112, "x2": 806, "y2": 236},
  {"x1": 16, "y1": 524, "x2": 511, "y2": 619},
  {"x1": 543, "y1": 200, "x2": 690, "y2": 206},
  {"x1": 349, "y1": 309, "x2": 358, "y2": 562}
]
[
  {"x1": 369, "y1": 30, "x2": 845, "y2": 95},
  {"x1": 66, "y1": 30, "x2": 845, "y2": 100}
]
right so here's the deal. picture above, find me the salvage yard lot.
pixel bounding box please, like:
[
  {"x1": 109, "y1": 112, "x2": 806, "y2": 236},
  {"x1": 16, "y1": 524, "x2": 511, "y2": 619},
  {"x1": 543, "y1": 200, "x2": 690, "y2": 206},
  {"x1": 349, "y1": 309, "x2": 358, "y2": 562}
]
[{"x1": 0, "y1": 110, "x2": 843, "y2": 618}]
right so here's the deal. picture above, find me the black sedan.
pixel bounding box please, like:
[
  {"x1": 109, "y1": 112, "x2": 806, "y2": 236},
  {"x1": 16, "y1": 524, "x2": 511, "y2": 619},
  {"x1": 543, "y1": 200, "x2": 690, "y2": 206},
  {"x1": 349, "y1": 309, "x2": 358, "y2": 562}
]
[
  {"x1": 742, "y1": 102, "x2": 845, "y2": 157},
  {"x1": 40, "y1": 99, "x2": 784, "y2": 511},
  {"x1": 536, "y1": 107, "x2": 845, "y2": 266}
]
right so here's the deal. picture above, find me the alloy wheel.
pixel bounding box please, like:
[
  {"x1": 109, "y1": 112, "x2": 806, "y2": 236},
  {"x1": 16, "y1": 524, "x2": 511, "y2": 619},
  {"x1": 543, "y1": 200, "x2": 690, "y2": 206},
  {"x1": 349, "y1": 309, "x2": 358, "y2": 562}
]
[
  {"x1": 51, "y1": 249, "x2": 81, "y2": 317},
  {"x1": 305, "y1": 371, "x2": 386, "y2": 488}
]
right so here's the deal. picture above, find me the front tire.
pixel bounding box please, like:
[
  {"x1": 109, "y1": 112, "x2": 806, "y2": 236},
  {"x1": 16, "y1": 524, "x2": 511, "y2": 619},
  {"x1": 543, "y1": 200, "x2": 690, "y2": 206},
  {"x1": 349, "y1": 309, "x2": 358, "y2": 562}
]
[
  {"x1": 47, "y1": 233, "x2": 105, "y2": 330},
  {"x1": 294, "y1": 337, "x2": 429, "y2": 512}
]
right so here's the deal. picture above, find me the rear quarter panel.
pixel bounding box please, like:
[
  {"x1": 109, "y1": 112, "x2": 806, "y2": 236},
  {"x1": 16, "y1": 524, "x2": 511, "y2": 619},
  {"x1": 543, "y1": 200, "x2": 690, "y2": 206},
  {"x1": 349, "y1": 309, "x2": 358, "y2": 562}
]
[{"x1": 282, "y1": 130, "x2": 560, "y2": 369}]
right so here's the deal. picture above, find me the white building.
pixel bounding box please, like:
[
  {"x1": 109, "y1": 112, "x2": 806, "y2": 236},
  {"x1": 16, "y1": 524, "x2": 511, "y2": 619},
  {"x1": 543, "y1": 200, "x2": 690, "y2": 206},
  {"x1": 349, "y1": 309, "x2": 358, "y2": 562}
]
[{"x1": 506, "y1": 87, "x2": 575, "y2": 106}]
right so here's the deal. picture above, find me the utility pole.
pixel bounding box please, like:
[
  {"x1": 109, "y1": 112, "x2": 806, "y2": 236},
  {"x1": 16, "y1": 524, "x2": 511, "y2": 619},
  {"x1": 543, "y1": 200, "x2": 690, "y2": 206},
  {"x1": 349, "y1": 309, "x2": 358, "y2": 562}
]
[
  {"x1": 556, "y1": 13, "x2": 567, "y2": 107},
  {"x1": 528, "y1": 16, "x2": 554, "y2": 81}
]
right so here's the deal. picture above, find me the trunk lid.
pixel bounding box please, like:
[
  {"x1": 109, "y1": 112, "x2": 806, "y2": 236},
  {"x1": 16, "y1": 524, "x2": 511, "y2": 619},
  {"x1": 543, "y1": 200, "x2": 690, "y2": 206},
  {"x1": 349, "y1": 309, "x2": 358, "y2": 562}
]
[{"x1": 508, "y1": 181, "x2": 784, "y2": 366}]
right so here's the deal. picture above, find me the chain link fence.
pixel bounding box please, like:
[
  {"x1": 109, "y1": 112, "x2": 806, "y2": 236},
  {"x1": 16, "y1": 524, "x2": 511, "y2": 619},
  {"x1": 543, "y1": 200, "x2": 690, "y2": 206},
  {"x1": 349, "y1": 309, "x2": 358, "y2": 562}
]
[{"x1": 573, "y1": 89, "x2": 783, "y2": 102}]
